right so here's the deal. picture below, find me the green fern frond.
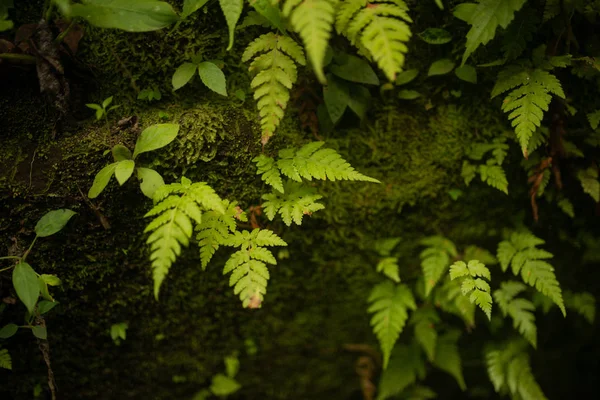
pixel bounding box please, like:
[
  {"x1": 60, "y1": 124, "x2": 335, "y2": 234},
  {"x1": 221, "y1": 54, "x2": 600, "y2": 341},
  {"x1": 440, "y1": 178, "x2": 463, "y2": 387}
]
[
  {"x1": 377, "y1": 343, "x2": 426, "y2": 399},
  {"x1": 222, "y1": 228, "x2": 287, "y2": 307},
  {"x1": 242, "y1": 32, "x2": 306, "y2": 143},
  {"x1": 253, "y1": 154, "x2": 284, "y2": 193},
  {"x1": 449, "y1": 260, "x2": 492, "y2": 320},
  {"x1": 479, "y1": 164, "x2": 508, "y2": 194},
  {"x1": 368, "y1": 281, "x2": 416, "y2": 369},
  {"x1": 336, "y1": 0, "x2": 412, "y2": 81},
  {"x1": 495, "y1": 281, "x2": 537, "y2": 347},
  {"x1": 283, "y1": 0, "x2": 336, "y2": 83},
  {"x1": 420, "y1": 236, "x2": 457, "y2": 297},
  {"x1": 456, "y1": 0, "x2": 527, "y2": 64},
  {"x1": 565, "y1": 291, "x2": 596, "y2": 324},
  {"x1": 491, "y1": 66, "x2": 565, "y2": 155},
  {"x1": 432, "y1": 330, "x2": 466, "y2": 391},
  {"x1": 496, "y1": 232, "x2": 565, "y2": 316},
  {"x1": 0, "y1": 348, "x2": 11, "y2": 370},
  {"x1": 262, "y1": 181, "x2": 325, "y2": 225},
  {"x1": 144, "y1": 177, "x2": 225, "y2": 299},
  {"x1": 578, "y1": 167, "x2": 600, "y2": 202},
  {"x1": 486, "y1": 339, "x2": 547, "y2": 399},
  {"x1": 435, "y1": 278, "x2": 476, "y2": 327},
  {"x1": 410, "y1": 308, "x2": 440, "y2": 362},
  {"x1": 377, "y1": 257, "x2": 401, "y2": 283},
  {"x1": 196, "y1": 200, "x2": 247, "y2": 270},
  {"x1": 501, "y1": 7, "x2": 539, "y2": 61}
]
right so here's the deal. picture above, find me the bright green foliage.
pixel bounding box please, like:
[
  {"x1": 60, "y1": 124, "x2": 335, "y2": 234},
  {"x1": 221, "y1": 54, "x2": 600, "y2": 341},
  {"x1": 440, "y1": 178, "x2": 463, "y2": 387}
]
[
  {"x1": 110, "y1": 322, "x2": 128, "y2": 345},
  {"x1": 410, "y1": 308, "x2": 440, "y2": 362},
  {"x1": 242, "y1": 33, "x2": 306, "y2": 143},
  {"x1": 419, "y1": 236, "x2": 458, "y2": 296},
  {"x1": 283, "y1": 0, "x2": 336, "y2": 83},
  {"x1": 376, "y1": 257, "x2": 400, "y2": 283},
  {"x1": 336, "y1": 0, "x2": 412, "y2": 81},
  {"x1": 497, "y1": 231, "x2": 565, "y2": 316},
  {"x1": 222, "y1": 229, "x2": 287, "y2": 308},
  {"x1": 491, "y1": 65, "x2": 565, "y2": 155},
  {"x1": 577, "y1": 167, "x2": 600, "y2": 202},
  {"x1": 253, "y1": 141, "x2": 379, "y2": 192},
  {"x1": 144, "y1": 177, "x2": 225, "y2": 299},
  {"x1": 434, "y1": 278, "x2": 476, "y2": 327},
  {"x1": 377, "y1": 343, "x2": 425, "y2": 400},
  {"x1": 262, "y1": 181, "x2": 325, "y2": 225},
  {"x1": 564, "y1": 291, "x2": 596, "y2": 324},
  {"x1": 0, "y1": 348, "x2": 11, "y2": 370},
  {"x1": 486, "y1": 340, "x2": 548, "y2": 400},
  {"x1": 494, "y1": 281, "x2": 537, "y2": 347},
  {"x1": 219, "y1": 0, "x2": 244, "y2": 50},
  {"x1": 454, "y1": 0, "x2": 527, "y2": 64},
  {"x1": 478, "y1": 164, "x2": 509, "y2": 194},
  {"x1": 368, "y1": 281, "x2": 416, "y2": 368},
  {"x1": 196, "y1": 200, "x2": 247, "y2": 270},
  {"x1": 449, "y1": 260, "x2": 492, "y2": 320},
  {"x1": 432, "y1": 330, "x2": 466, "y2": 390}
]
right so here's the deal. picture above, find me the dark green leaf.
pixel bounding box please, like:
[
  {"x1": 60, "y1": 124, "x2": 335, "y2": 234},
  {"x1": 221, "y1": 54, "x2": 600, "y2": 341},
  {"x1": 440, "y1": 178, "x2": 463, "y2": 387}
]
[
  {"x1": 133, "y1": 124, "x2": 179, "y2": 158},
  {"x1": 0, "y1": 324, "x2": 18, "y2": 339},
  {"x1": 348, "y1": 85, "x2": 371, "y2": 120},
  {"x1": 172, "y1": 63, "x2": 197, "y2": 90},
  {"x1": 323, "y1": 75, "x2": 350, "y2": 124},
  {"x1": 396, "y1": 69, "x2": 419, "y2": 86},
  {"x1": 182, "y1": 0, "x2": 209, "y2": 19},
  {"x1": 32, "y1": 326, "x2": 47, "y2": 340},
  {"x1": 398, "y1": 90, "x2": 422, "y2": 100},
  {"x1": 35, "y1": 209, "x2": 77, "y2": 237},
  {"x1": 38, "y1": 300, "x2": 58, "y2": 315},
  {"x1": 197, "y1": 62, "x2": 228, "y2": 96},
  {"x1": 428, "y1": 59, "x2": 456, "y2": 76},
  {"x1": 69, "y1": 0, "x2": 179, "y2": 32},
  {"x1": 419, "y1": 28, "x2": 452, "y2": 44},
  {"x1": 89, "y1": 163, "x2": 117, "y2": 198},
  {"x1": 455, "y1": 65, "x2": 478, "y2": 83},
  {"x1": 12, "y1": 262, "x2": 39, "y2": 315},
  {"x1": 330, "y1": 55, "x2": 380, "y2": 85},
  {"x1": 250, "y1": 0, "x2": 285, "y2": 32}
]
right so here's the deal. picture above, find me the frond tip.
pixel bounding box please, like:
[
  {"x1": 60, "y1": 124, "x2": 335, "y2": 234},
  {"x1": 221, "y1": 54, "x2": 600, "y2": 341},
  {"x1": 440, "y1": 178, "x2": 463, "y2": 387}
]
[
  {"x1": 368, "y1": 281, "x2": 416, "y2": 368},
  {"x1": 144, "y1": 177, "x2": 225, "y2": 299},
  {"x1": 449, "y1": 260, "x2": 493, "y2": 320}
]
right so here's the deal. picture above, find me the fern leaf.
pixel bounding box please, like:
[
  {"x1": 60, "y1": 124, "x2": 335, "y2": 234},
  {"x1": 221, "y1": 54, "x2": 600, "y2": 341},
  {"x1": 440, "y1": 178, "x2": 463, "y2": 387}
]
[
  {"x1": 262, "y1": 181, "x2": 325, "y2": 225},
  {"x1": 420, "y1": 236, "x2": 457, "y2": 296},
  {"x1": 0, "y1": 348, "x2": 11, "y2": 370},
  {"x1": 565, "y1": 291, "x2": 596, "y2": 324},
  {"x1": 458, "y1": 0, "x2": 527, "y2": 64},
  {"x1": 144, "y1": 177, "x2": 224, "y2": 299},
  {"x1": 222, "y1": 228, "x2": 287, "y2": 307},
  {"x1": 578, "y1": 167, "x2": 600, "y2": 202},
  {"x1": 432, "y1": 330, "x2": 466, "y2": 390},
  {"x1": 494, "y1": 281, "x2": 537, "y2": 347},
  {"x1": 479, "y1": 164, "x2": 508, "y2": 194},
  {"x1": 492, "y1": 66, "x2": 565, "y2": 155},
  {"x1": 587, "y1": 109, "x2": 600, "y2": 130},
  {"x1": 275, "y1": 141, "x2": 380, "y2": 186},
  {"x1": 501, "y1": 7, "x2": 539, "y2": 61},
  {"x1": 242, "y1": 33, "x2": 306, "y2": 143},
  {"x1": 497, "y1": 232, "x2": 565, "y2": 316},
  {"x1": 449, "y1": 260, "x2": 492, "y2": 319},
  {"x1": 196, "y1": 200, "x2": 246, "y2": 270},
  {"x1": 253, "y1": 154, "x2": 284, "y2": 192},
  {"x1": 337, "y1": 0, "x2": 412, "y2": 81},
  {"x1": 435, "y1": 278, "x2": 476, "y2": 327},
  {"x1": 377, "y1": 257, "x2": 401, "y2": 283},
  {"x1": 377, "y1": 343, "x2": 425, "y2": 399},
  {"x1": 368, "y1": 281, "x2": 416, "y2": 368},
  {"x1": 283, "y1": 0, "x2": 336, "y2": 83},
  {"x1": 543, "y1": 0, "x2": 561, "y2": 21},
  {"x1": 410, "y1": 308, "x2": 440, "y2": 362}
]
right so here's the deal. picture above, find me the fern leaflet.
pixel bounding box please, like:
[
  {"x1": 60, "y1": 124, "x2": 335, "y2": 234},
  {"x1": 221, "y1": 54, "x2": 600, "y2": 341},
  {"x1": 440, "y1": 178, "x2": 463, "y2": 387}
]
[
  {"x1": 496, "y1": 231, "x2": 565, "y2": 316},
  {"x1": 0, "y1": 348, "x2": 11, "y2": 370},
  {"x1": 432, "y1": 330, "x2": 466, "y2": 390},
  {"x1": 262, "y1": 181, "x2": 325, "y2": 225},
  {"x1": 377, "y1": 343, "x2": 426, "y2": 399},
  {"x1": 410, "y1": 307, "x2": 439, "y2": 362},
  {"x1": 222, "y1": 228, "x2": 287, "y2": 308},
  {"x1": 368, "y1": 281, "x2": 416, "y2": 368},
  {"x1": 196, "y1": 200, "x2": 247, "y2": 270},
  {"x1": 578, "y1": 167, "x2": 600, "y2": 202},
  {"x1": 283, "y1": 0, "x2": 336, "y2": 83},
  {"x1": 377, "y1": 257, "x2": 401, "y2": 283},
  {"x1": 434, "y1": 277, "x2": 476, "y2": 327},
  {"x1": 565, "y1": 291, "x2": 596, "y2": 324},
  {"x1": 455, "y1": 0, "x2": 527, "y2": 64},
  {"x1": 494, "y1": 281, "x2": 537, "y2": 347},
  {"x1": 449, "y1": 260, "x2": 493, "y2": 320},
  {"x1": 254, "y1": 141, "x2": 379, "y2": 192},
  {"x1": 336, "y1": 0, "x2": 412, "y2": 81},
  {"x1": 242, "y1": 32, "x2": 306, "y2": 144},
  {"x1": 144, "y1": 177, "x2": 225, "y2": 299},
  {"x1": 420, "y1": 236, "x2": 457, "y2": 296},
  {"x1": 491, "y1": 66, "x2": 565, "y2": 155}
]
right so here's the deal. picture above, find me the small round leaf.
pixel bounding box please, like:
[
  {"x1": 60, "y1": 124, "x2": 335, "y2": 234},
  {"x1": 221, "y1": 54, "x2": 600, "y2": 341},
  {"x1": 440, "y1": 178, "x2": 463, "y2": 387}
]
[
  {"x1": 35, "y1": 209, "x2": 77, "y2": 237},
  {"x1": 455, "y1": 64, "x2": 478, "y2": 84},
  {"x1": 32, "y1": 326, "x2": 47, "y2": 340},
  {"x1": 428, "y1": 59, "x2": 456, "y2": 76},
  {"x1": 0, "y1": 324, "x2": 19, "y2": 339},
  {"x1": 137, "y1": 167, "x2": 165, "y2": 199},
  {"x1": 172, "y1": 62, "x2": 197, "y2": 90},
  {"x1": 133, "y1": 124, "x2": 180, "y2": 158},
  {"x1": 197, "y1": 62, "x2": 228, "y2": 96},
  {"x1": 418, "y1": 28, "x2": 452, "y2": 45}
]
